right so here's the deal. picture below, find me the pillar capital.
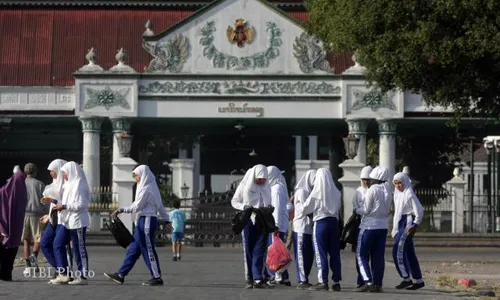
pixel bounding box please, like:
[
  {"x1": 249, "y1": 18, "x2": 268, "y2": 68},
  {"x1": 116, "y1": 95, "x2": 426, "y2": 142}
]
[
  {"x1": 377, "y1": 119, "x2": 397, "y2": 135},
  {"x1": 346, "y1": 118, "x2": 369, "y2": 135},
  {"x1": 79, "y1": 116, "x2": 103, "y2": 133},
  {"x1": 110, "y1": 116, "x2": 133, "y2": 133}
]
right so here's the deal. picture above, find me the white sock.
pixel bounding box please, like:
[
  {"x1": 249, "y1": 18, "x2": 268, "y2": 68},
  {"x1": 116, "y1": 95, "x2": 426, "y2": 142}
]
[
  {"x1": 333, "y1": 282, "x2": 339, "y2": 285},
  {"x1": 404, "y1": 278, "x2": 411, "y2": 282},
  {"x1": 416, "y1": 279, "x2": 424, "y2": 284}
]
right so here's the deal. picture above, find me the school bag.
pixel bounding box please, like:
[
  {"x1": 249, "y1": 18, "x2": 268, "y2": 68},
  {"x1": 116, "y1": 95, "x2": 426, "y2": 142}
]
[
  {"x1": 106, "y1": 216, "x2": 134, "y2": 249},
  {"x1": 266, "y1": 232, "x2": 292, "y2": 272}
]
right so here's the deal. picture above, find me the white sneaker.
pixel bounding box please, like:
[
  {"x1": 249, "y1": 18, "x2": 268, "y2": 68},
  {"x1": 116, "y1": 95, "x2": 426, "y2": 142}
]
[
  {"x1": 68, "y1": 277, "x2": 88, "y2": 285},
  {"x1": 23, "y1": 267, "x2": 32, "y2": 277},
  {"x1": 49, "y1": 275, "x2": 71, "y2": 285}
]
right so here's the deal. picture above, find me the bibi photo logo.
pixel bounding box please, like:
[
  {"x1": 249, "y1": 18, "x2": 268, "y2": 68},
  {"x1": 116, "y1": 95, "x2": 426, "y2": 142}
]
[{"x1": 23, "y1": 267, "x2": 96, "y2": 279}]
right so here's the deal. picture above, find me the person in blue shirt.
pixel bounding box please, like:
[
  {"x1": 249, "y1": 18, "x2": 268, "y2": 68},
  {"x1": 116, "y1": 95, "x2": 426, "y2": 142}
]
[{"x1": 169, "y1": 200, "x2": 186, "y2": 261}]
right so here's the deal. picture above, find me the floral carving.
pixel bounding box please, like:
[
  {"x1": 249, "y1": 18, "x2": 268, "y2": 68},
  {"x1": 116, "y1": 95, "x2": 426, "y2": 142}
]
[{"x1": 84, "y1": 86, "x2": 130, "y2": 110}]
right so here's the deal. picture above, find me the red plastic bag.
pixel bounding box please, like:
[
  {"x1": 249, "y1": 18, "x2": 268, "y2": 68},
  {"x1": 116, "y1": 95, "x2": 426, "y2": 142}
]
[
  {"x1": 266, "y1": 233, "x2": 292, "y2": 272},
  {"x1": 458, "y1": 277, "x2": 477, "y2": 288}
]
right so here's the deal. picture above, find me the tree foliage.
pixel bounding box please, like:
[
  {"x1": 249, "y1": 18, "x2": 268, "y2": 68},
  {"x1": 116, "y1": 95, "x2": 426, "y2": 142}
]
[{"x1": 305, "y1": 0, "x2": 500, "y2": 120}]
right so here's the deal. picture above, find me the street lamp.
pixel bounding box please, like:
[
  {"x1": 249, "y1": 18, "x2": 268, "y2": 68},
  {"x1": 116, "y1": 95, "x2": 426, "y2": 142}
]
[
  {"x1": 117, "y1": 131, "x2": 133, "y2": 157},
  {"x1": 343, "y1": 133, "x2": 360, "y2": 160},
  {"x1": 180, "y1": 182, "x2": 189, "y2": 199}
]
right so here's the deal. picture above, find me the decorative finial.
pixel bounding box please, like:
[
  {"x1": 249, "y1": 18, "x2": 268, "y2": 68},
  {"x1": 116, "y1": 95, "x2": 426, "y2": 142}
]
[
  {"x1": 109, "y1": 48, "x2": 136, "y2": 73},
  {"x1": 402, "y1": 166, "x2": 410, "y2": 175},
  {"x1": 343, "y1": 49, "x2": 366, "y2": 75},
  {"x1": 78, "y1": 47, "x2": 103, "y2": 72},
  {"x1": 115, "y1": 48, "x2": 128, "y2": 65},
  {"x1": 143, "y1": 20, "x2": 154, "y2": 37},
  {"x1": 86, "y1": 48, "x2": 97, "y2": 65},
  {"x1": 453, "y1": 167, "x2": 462, "y2": 178}
]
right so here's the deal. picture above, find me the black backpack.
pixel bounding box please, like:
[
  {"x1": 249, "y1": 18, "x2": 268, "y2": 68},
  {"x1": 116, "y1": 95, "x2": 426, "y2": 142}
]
[{"x1": 106, "y1": 216, "x2": 135, "y2": 249}]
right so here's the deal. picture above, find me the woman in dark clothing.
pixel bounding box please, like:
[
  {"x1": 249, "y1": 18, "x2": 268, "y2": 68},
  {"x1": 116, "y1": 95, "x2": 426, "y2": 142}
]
[{"x1": 0, "y1": 172, "x2": 28, "y2": 281}]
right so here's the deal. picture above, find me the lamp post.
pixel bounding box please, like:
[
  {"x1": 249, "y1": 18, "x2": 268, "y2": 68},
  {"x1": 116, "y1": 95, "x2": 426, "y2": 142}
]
[
  {"x1": 343, "y1": 133, "x2": 360, "y2": 160},
  {"x1": 181, "y1": 182, "x2": 189, "y2": 199},
  {"x1": 117, "y1": 131, "x2": 133, "y2": 157}
]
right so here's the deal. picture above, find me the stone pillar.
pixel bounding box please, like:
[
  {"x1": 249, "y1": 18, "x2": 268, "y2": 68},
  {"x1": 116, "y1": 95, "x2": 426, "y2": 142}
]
[
  {"x1": 169, "y1": 158, "x2": 195, "y2": 218},
  {"x1": 447, "y1": 168, "x2": 466, "y2": 233},
  {"x1": 347, "y1": 119, "x2": 369, "y2": 165},
  {"x1": 339, "y1": 159, "x2": 364, "y2": 221},
  {"x1": 295, "y1": 136, "x2": 302, "y2": 160},
  {"x1": 113, "y1": 156, "x2": 138, "y2": 232},
  {"x1": 308, "y1": 136, "x2": 318, "y2": 160},
  {"x1": 79, "y1": 116, "x2": 102, "y2": 232},
  {"x1": 378, "y1": 119, "x2": 397, "y2": 187},
  {"x1": 192, "y1": 141, "x2": 201, "y2": 198},
  {"x1": 295, "y1": 160, "x2": 313, "y2": 185},
  {"x1": 110, "y1": 117, "x2": 133, "y2": 193}
]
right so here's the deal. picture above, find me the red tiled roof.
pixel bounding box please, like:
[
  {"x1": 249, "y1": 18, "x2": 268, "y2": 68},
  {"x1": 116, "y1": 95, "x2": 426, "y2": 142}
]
[{"x1": 0, "y1": 8, "x2": 353, "y2": 87}]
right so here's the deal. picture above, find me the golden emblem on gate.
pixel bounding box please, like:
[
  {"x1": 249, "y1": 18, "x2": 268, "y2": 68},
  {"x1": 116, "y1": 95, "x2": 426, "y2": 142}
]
[{"x1": 227, "y1": 19, "x2": 255, "y2": 48}]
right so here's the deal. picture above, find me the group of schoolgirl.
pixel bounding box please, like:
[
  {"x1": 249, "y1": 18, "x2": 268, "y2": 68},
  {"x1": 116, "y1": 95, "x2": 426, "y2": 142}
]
[
  {"x1": 36, "y1": 160, "x2": 176, "y2": 286},
  {"x1": 232, "y1": 163, "x2": 425, "y2": 293}
]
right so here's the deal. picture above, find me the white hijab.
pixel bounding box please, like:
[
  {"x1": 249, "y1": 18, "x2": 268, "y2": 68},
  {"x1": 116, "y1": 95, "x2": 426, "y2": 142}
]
[
  {"x1": 294, "y1": 169, "x2": 316, "y2": 193},
  {"x1": 133, "y1": 165, "x2": 163, "y2": 211},
  {"x1": 392, "y1": 172, "x2": 415, "y2": 236},
  {"x1": 238, "y1": 164, "x2": 272, "y2": 207},
  {"x1": 307, "y1": 168, "x2": 341, "y2": 215},
  {"x1": 44, "y1": 159, "x2": 67, "y2": 200},
  {"x1": 267, "y1": 166, "x2": 286, "y2": 188},
  {"x1": 360, "y1": 165, "x2": 373, "y2": 184},
  {"x1": 13, "y1": 165, "x2": 21, "y2": 174},
  {"x1": 60, "y1": 161, "x2": 90, "y2": 209}
]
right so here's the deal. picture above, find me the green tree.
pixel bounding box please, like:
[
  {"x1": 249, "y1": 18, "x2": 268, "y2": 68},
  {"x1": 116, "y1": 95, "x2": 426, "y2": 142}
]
[{"x1": 305, "y1": 0, "x2": 500, "y2": 120}]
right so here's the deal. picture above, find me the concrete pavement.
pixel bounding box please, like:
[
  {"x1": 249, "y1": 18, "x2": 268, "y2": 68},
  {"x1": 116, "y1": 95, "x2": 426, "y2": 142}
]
[{"x1": 4, "y1": 246, "x2": 492, "y2": 300}]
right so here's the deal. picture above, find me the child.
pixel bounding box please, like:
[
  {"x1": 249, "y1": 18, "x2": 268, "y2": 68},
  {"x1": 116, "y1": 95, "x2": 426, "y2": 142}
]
[
  {"x1": 352, "y1": 166, "x2": 373, "y2": 287},
  {"x1": 105, "y1": 165, "x2": 170, "y2": 286},
  {"x1": 302, "y1": 168, "x2": 342, "y2": 292},
  {"x1": 355, "y1": 166, "x2": 391, "y2": 293},
  {"x1": 292, "y1": 169, "x2": 316, "y2": 290},
  {"x1": 392, "y1": 172, "x2": 425, "y2": 290},
  {"x1": 169, "y1": 200, "x2": 186, "y2": 261}
]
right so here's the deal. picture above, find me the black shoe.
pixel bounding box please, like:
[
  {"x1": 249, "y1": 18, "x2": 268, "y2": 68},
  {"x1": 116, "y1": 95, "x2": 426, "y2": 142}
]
[
  {"x1": 104, "y1": 272, "x2": 124, "y2": 285},
  {"x1": 396, "y1": 280, "x2": 413, "y2": 289},
  {"x1": 142, "y1": 278, "x2": 163, "y2": 286},
  {"x1": 308, "y1": 283, "x2": 328, "y2": 291},
  {"x1": 368, "y1": 285, "x2": 383, "y2": 293},
  {"x1": 406, "y1": 282, "x2": 425, "y2": 290},
  {"x1": 279, "y1": 280, "x2": 291, "y2": 287},
  {"x1": 172, "y1": 257, "x2": 177, "y2": 261},
  {"x1": 178, "y1": 256, "x2": 181, "y2": 261},
  {"x1": 297, "y1": 282, "x2": 312, "y2": 290},
  {"x1": 331, "y1": 284, "x2": 341, "y2": 291},
  {"x1": 245, "y1": 280, "x2": 253, "y2": 289},
  {"x1": 356, "y1": 283, "x2": 364, "y2": 288},
  {"x1": 253, "y1": 281, "x2": 273, "y2": 289},
  {"x1": 355, "y1": 284, "x2": 371, "y2": 292}
]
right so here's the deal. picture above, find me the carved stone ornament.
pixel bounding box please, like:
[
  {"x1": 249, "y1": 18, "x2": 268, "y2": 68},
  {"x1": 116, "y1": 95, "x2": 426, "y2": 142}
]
[
  {"x1": 78, "y1": 48, "x2": 104, "y2": 72},
  {"x1": 351, "y1": 89, "x2": 396, "y2": 111},
  {"x1": 143, "y1": 34, "x2": 190, "y2": 73},
  {"x1": 84, "y1": 86, "x2": 131, "y2": 110},
  {"x1": 347, "y1": 119, "x2": 369, "y2": 134},
  {"x1": 143, "y1": 20, "x2": 154, "y2": 37},
  {"x1": 110, "y1": 117, "x2": 132, "y2": 133},
  {"x1": 109, "y1": 48, "x2": 136, "y2": 73},
  {"x1": 200, "y1": 21, "x2": 282, "y2": 70},
  {"x1": 343, "y1": 50, "x2": 366, "y2": 75},
  {"x1": 79, "y1": 117, "x2": 103, "y2": 132},
  {"x1": 138, "y1": 80, "x2": 341, "y2": 95},
  {"x1": 377, "y1": 119, "x2": 397, "y2": 135},
  {"x1": 226, "y1": 19, "x2": 255, "y2": 48},
  {"x1": 293, "y1": 33, "x2": 335, "y2": 74}
]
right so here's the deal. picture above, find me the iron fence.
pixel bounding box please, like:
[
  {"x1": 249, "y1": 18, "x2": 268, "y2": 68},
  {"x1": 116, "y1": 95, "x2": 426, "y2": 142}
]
[
  {"x1": 464, "y1": 193, "x2": 499, "y2": 233},
  {"x1": 414, "y1": 187, "x2": 453, "y2": 232}
]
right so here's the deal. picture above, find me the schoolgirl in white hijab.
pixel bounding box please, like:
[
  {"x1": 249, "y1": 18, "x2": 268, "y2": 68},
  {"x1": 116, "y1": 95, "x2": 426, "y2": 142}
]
[
  {"x1": 391, "y1": 172, "x2": 425, "y2": 290},
  {"x1": 355, "y1": 166, "x2": 391, "y2": 293},
  {"x1": 49, "y1": 161, "x2": 90, "y2": 285},
  {"x1": 292, "y1": 169, "x2": 316, "y2": 289},
  {"x1": 302, "y1": 168, "x2": 342, "y2": 292},
  {"x1": 264, "y1": 166, "x2": 291, "y2": 286},
  {"x1": 351, "y1": 165, "x2": 373, "y2": 288},
  {"x1": 231, "y1": 164, "x2": 273, "y2": 289},
  {"x1": 104, "y1": 165, "x2": 170, "y2": 287},
  {"x1": 39, "y1": 159, "x2": 74, "y2": 277}
]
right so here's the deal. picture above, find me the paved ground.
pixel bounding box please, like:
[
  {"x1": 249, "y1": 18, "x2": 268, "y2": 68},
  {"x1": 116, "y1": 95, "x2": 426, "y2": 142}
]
[{"x1": 4, "y1": 246, "x2": 498, "y2": 300}]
